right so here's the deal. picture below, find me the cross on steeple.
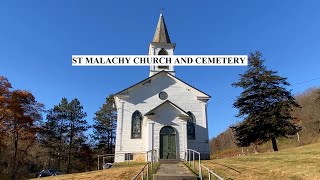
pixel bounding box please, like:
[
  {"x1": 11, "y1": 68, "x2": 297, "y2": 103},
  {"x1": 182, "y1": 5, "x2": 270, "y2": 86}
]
[{"x1": 160, "y1": 8, "x2": 164, "y2": 15}]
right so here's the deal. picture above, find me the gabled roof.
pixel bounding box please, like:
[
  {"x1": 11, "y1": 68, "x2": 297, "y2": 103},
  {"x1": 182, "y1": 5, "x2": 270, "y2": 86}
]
[
  {"x1": 144, "y1": 100, "x2": 189, "y2": 117},
  {"x1": 114, "y1": 70, "x2": 163, "y2": 96},
  {"x1": 152, "y1": 13, "x2": 171, "y2": 43},
  {"x1": 166, "y1": 72, "x2": 211, "y2": 98},
  {"x1": 114, "y1": 71, "x2": 211, "y2": 99}
]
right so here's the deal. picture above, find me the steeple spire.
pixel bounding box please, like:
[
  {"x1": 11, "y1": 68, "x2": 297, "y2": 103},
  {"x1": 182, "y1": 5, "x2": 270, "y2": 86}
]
[
  {"x1": 149, "y1": 12, "x2": 175, "y2": 77},
  {"x1": 152, "y1": 13, "x2": 171, "y2": 43}
]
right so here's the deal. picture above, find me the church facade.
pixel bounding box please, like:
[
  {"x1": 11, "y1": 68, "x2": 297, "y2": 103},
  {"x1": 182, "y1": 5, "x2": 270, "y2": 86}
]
[{"x1": 114, "y1": 14, "x2": 211, "y2": 162}]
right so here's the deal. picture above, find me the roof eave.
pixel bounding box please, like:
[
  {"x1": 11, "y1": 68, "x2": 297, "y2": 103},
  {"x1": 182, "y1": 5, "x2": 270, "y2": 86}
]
[{"x1": 144, "y1": 100, "x2": 189, "y2": 117}]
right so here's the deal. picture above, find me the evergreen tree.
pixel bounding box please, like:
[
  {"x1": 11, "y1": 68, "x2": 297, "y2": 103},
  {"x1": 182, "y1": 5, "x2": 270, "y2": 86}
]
[
  {"x1": 66, "y1": 98, "x2": 88, "y2": 173},
  {"x1": 75, "y1": 143, "x2": 95, "y2": 172},
  {"x1": 231, "y1": 51, "x2": 301, "y2": 151},
  {"x1": 41, "y1": 98, "x2": 89, "y2": 173},
  {"x1": 41, "y1": 98, "x2": 69, "y2": 170},
  {"x1": 92, "y1": 95, "x2": 117, "y2": 155}
]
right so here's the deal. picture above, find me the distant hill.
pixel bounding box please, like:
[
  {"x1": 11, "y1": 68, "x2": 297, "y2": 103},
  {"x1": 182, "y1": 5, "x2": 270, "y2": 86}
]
[
  {"x1": 210, "y1": 87, "x2": 320, "y2": 158},
  {"x1": 204, "y1": 141, "x2": 320, "y2": 180}
]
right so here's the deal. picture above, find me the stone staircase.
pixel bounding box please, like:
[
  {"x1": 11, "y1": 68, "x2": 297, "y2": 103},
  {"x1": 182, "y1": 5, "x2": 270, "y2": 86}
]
[{"x1": 153, "y1": 159, "x2": 197, "y2": 180}]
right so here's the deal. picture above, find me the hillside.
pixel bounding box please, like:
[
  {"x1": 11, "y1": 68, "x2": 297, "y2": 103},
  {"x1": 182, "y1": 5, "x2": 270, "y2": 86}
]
[
  {"x1": 210, "y1": 87, "x2": 320, "y2": 158},
  {"x1": 30, "y1": 143, "x2": 320, "y2": 180},
  {"x1": 30, "y1": 164, "x2": 145, "y2": 180},
  {"x1": 203, "y1": 142, "x2": 320, "y2": 180}
]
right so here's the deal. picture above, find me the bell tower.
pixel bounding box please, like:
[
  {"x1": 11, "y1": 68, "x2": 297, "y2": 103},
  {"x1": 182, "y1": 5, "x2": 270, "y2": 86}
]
[{"x1": 149, "y1": 13, "x2": 176, "y2": 77}]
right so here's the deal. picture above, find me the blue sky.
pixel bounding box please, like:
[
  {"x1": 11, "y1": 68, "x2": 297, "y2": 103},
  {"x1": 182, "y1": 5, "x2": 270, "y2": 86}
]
[{"x1": 1, "y1": 0, "x2": 320, "y2": 138}]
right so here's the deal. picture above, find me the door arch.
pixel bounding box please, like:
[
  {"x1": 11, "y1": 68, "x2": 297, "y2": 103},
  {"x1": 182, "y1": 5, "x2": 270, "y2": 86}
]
[{"x1": 159, "y1": 126, "x2": 176, "y2": 159}]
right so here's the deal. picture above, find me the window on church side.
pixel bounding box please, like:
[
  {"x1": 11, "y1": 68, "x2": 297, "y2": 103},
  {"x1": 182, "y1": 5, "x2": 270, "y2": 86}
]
[
  {"x1": 187, "y1": 111, "x2": 196, "y2": 140},
  {"x1": 125, "y1": 153, "x2": 133, "y2": 160},
  {"x1": 131, "y1": 110, "x2": 142, "y2": 139}
]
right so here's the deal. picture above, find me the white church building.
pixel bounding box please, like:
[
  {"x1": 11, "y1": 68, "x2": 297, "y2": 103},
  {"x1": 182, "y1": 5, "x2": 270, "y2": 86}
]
[{"x1": 114, "y1": 14, "x2": 211, "y2": 162}]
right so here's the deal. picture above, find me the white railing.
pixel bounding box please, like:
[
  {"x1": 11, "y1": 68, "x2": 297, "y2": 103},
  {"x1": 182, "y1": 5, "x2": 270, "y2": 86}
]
[
  {"x1": 200, "y1": 164, "x2": 224, "y2": 180},
  {"x1": 146, "y1": 149, "x2": 157, "y2": 170},
  {"x1": 185, "y1": 149, "x2": 202, "y2": 178},
  {"x1": 184, "y1": 149, "x2": 224, "y2": 180}
]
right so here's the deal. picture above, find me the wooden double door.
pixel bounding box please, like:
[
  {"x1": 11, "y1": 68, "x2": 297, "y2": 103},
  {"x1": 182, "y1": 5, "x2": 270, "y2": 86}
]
[{"x1": 159, "y1": 126, "x2": 176, "y2": 159}]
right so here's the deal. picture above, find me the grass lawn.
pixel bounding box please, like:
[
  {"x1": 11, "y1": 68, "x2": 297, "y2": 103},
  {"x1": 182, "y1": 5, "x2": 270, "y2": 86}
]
[
  {"x1": 202, "y1": 142, "x2": 320, "y2": 180},
  {"x1": 30, "y1": 163, "x2": 147, "y2": 180}
]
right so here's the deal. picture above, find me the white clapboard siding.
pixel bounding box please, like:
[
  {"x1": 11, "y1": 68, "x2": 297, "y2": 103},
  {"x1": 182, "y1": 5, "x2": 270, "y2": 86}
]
[{"x1": 114, "y1": 73, "x2": 210, "y2": 162}]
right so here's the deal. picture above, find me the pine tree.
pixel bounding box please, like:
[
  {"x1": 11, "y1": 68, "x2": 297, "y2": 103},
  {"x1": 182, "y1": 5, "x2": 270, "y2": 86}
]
[
  {"x1": 92, "y1": 95, "x2": 117, "y2": 155},
  {"x1": 231, "y1": 51, "x2": 301, "y2": 151},
  {"x1": 41, "y1": 98, "x2": 69, "y2": 170},
  {"x1": 41, "y1": 98, "x2": 89, "y2": 173},
  {"x1": 66, "y1": 98, "x2": 88, "y2": 173}
]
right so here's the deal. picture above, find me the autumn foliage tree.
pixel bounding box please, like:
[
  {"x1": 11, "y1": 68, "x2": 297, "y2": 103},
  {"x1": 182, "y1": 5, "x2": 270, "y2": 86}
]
[
  {"x1": 0, "y1": 75, "x2": 100, "y2": 178},
  {"x1": 293, "y1": 88, "x2": 320, "y2": 143},
  {"x1": 0, "y1": 76, "x2": 44, "y2": 179},
  {"x1": 231, "y1": 52, "x2": 301, "y2": 151},
  {"x1": 0, "y1": 76, "x2": 12, "y2": 148}
]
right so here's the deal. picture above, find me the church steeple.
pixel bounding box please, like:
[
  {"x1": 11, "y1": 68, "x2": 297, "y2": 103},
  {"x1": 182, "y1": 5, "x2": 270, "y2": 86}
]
[
  {"x1": 149, "y1": 13, "x2": 176, "y2": 77},
  {"x1": 152, "y1": 13, "x2": 171, "y2": 43}
]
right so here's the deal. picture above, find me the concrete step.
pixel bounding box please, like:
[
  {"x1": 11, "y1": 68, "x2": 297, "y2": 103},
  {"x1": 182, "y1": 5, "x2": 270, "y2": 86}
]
[
  {"x1": 154, "y1": 162, "x2": 198, "y2": 180},
  {"x1": 153, "y1": 174, "x2": 197, "y2": 180},
  {"x1": 159, "y1": 159, "x2": 181, "y2": 164}
]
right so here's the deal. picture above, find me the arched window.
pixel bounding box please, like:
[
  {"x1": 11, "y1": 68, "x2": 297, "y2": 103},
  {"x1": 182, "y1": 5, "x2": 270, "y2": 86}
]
[
  {"x1": 158, "y1": 48, "x2": 168, "y2": 55},
  {"x1": 158, "y1": 49, "x2": 169, "y2": 69},
  {"x1": 131, "y1": 110, "x2": 142, "y2": 139},
  {"x1": 187, "y1": 111, "x2": 196, "y2": 140}
]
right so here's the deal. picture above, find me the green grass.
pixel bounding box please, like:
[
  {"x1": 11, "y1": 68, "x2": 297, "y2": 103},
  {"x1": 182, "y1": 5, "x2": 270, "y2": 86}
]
[{"x1": 202, "y1": 142, "x2": 320, "y2": 180}]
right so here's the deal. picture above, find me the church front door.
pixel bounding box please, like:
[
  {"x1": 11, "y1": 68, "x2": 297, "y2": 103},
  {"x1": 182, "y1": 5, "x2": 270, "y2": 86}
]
[{"x1": 160, "y1": 126, "x2": 176, "y2": 159}]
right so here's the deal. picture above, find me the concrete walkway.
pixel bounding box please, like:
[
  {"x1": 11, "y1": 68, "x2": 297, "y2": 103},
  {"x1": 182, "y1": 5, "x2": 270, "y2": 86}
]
[{"x1": 153, "y1": 161, "x2": 197, "y2": 180}]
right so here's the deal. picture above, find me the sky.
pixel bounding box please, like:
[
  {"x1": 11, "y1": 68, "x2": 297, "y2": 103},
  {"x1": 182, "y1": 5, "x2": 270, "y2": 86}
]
[{"x1": 1, "y1": 0, "x2": 320, "y2": 138}]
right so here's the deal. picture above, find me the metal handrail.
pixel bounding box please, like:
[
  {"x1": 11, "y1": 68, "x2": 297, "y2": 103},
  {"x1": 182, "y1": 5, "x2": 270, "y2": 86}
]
[
  {"x1": 132, "y1": 162, "x2": 149, "y2": 180},
  {"x1": 186, "y1": 149, "x2": 202, "y2": 179},
  {"x1": 184, "y1": 149, "x2": 224, "y2": 180},
  {"x1": 131, "y1": 149, "x2": 157, "y2": 180},
  {"x1": 98, "y1": 153, "x2": 130, "y2": 170},
  {"x1": 200, "y1": 164, "x2": 224, "y2": 180},
  {"x1": 98, "y1": 154, "x2": 115, "y2": 170},
  {"x1": 146, "y1": 149, "x2": 157, "y2": 169},
  {"x1": 98, "y1": 150, "x2": 157, "y2": 170}
]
